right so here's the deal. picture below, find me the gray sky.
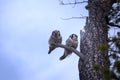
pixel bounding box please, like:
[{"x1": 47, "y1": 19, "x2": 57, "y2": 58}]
[{"x1": 0, "y1": 0, "x2": 88, "y2": 80}]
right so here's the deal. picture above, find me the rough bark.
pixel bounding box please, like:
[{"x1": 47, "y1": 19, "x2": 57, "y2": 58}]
[{"x1": 78, "y1": 0, "x2": 115, "y2": 80}]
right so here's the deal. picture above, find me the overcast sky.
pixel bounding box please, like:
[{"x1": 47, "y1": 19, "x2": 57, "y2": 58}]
[{"x1": 0, "y1": 0, "x2": 88, "y2": 80}]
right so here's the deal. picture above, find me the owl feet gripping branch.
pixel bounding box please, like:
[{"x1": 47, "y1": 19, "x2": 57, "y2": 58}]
[
  {"x1": 48, "y1": 30, "x2": 62, "y2": 54},
  {"x1": 60, "y1": 34, "x2": 78, "y2": 60}
]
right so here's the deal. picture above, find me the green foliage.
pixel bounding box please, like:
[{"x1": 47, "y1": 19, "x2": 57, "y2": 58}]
[
  {"x1": 117, "y1": 0, "x2": 120, "y2": 2},
  {"x1": 116, "y1": 18, "x2": 120, "y2": 23},
  {"x1": 115, "y1": 41, "x2": 120, "y2": 50},
  {"x1": 97, "y1": 44, "x2": 109, "y2": 52},
  {"x1": 97, "y1": 1, "x2": 120, "y2": 79},
  {"x1": 102, "y1": 67, "x2": 110, "y2": 80},
  {"x1": 113, "y1": 36, "x2": 120, "y2": 50},
  {"x1": 114, "y1": 61, "x2": 120, "y2": 73},
  {"x1": 108, "y1": 35, "x2": 120, "y2": 79},
  {"x1": 111, "y1": 54, "x2": 117, "y2": 59},
  {"x1": 93, "y1": 64, "x2": 100, "y2": 70},
  {"x1": 108, "y1": 1, "x2": 120, "y2": 28},
  {"x1": 102, "y1": 68, "x2": 118, "y2": 80},
  {"x1": 112, "y1": 37, "x2": 118, "y2": 42},
  {"x1": 116, "y1": 32, "x2": 120, "y2": 50},
  {"x1": 117, "y1": 32, "x2": 120, "y2": 37},
  {"x1": 99, "y1": 1, "x2": 120, "y2": 80},
  {"x1": 109, "y1": 71, "x2": 118, "y2": 79}
]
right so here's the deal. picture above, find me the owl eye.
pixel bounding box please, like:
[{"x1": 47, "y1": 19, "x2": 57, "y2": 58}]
[
  {"x1": 52, "y1": 31, "x2": 56, "y2": 36},
  {"x1": 57, "y1": 31, "x2": 60, "y2": 36},
  {"x1": 58, "y1": 33, "x2": 60, "y2": 36},
  {"x1": 71, "y1": 34, "x2": 74, "y2": 38}
]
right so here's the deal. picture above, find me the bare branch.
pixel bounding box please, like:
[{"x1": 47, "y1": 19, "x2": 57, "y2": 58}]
[
  {"x1": 108, "y1": 23, "x2": 120, "y2": 28},
  {"x1": 54, "y1": 43, "x2": 85, "y2": 61},
  {"x1": 61, "y1": 16, "x2": 87, "y2": 20},
  {"x1": 59, "y1": 0, "x2": 88, "y2": 5}
]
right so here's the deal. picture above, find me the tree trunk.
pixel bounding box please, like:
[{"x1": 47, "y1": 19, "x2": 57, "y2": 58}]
[{"x1": 78, "y1": 0, "x2": 115, "y2": 80}]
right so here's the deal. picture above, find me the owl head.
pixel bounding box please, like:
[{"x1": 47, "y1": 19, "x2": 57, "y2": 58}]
[
  {"x1": 70, "y1": 34, "x2": 78, "y2": 41},
  {"x1": 52, "y1": 30, "x2": 61, "y2": 38}
]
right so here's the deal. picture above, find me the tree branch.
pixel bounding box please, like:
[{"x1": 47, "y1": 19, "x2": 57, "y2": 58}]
[
  {"x1": 108, "y1": 23, "x2": 120, "y2": 28},
  {"x1": 54, "y1": 43, "x2": 85, "y2": 61},
  {"x1": 60, "y1": 16, "x2": 87, "y2": 20},
  {"x1": 59, "y1": 0, "x2": 88, "y2": 5}
]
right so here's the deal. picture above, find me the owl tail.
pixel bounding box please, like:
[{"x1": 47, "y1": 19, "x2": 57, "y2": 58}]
[
  {"x1": 48, "y1": 46, "x2": 55, "y2": 54},
  {"x1": 59, "y1": 54, "x2": 66, "y2": 60},
  {"x1": 59, "y1": 50, "x2": 71, "y2": 60}
]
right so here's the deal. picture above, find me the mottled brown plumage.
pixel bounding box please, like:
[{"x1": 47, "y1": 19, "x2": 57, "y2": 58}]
[
  {"x1": 48, "y1": 30, "x2": 62, "y2": 54},
  {"x1": 60, "y1": 34, "x2": 78, "y2": 60}
]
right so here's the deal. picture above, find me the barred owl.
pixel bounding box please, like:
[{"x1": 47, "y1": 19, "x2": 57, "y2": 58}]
[
  {"x1": 48, "y1": 30, "x2": 62, "y2": 54},
  {"x1": 60, "y1": 34, "x2": 78, "y2": 60}
]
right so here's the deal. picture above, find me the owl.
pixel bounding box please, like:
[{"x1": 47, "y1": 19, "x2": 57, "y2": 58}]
[
  {"x1": 60, "y1": 34, "x2": 78, "y2": 60},
  {"x1": 48, "y1": 30, "x2": 62, "y2": 54}
]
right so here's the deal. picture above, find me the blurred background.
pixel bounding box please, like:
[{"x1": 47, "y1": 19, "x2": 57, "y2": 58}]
[{"x1": 0, "y1": 0, "x2": 88, "y2": 80}]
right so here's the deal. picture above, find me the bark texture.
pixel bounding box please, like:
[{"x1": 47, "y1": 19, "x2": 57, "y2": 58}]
[{"x1": 78, "y1": 0, "x2": 115, "y2": 80}]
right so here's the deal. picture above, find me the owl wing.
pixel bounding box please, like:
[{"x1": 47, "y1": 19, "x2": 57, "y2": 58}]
[
  {"x1": 57, "y1": 36, "x2": 62, "y2": 44},
  {"x1": 63, "y1": 38, "x2": 72, "y2": 55},
  {"x1": 48, "y1": 36, "x2": 55, "y2": 45},
  {"x1": 66, "y1": 38, "x2": 73, "y2": 47},
  {"x1": 66, "y1": 38, "x2": 78, "y2": 49},
  {"x1": 72, "y1": 40, "x2": 78, "y2": 49}
]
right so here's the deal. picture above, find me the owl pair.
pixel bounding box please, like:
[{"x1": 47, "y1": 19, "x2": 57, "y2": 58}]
[{"x1": 48, "y1": 30, "x2": 78, "y2": 60}]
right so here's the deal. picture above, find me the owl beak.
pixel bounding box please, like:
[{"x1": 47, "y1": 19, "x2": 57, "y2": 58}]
[{"x1": 54, "y1": 33, "x2": 57, "y2": 37}]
